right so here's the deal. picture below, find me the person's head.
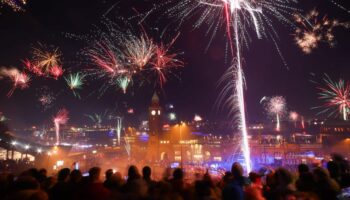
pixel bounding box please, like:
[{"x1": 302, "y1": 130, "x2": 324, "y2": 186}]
[
  {"x1": 231, "y1": 162, "x2": 243, "y2": 178},
  {"x1": 249, "y1": 172, "x2": 262, "y2": 184},
  {"x1": 298, "y1": 164, "x2": 309, "y2": 175},
  {"x1": 142, "y1": 166, "x2": 151, "y2": 179},
  {"x1": 70, "y1": 169, "x2": 82, "y2": 183},
  {"x1": 274, "y1": 168, "x2": 293, "y2": 186},
  {"x1": 313, "y1": 167, "x2": 330, "y2": 182},
  {"x1": 105, "y1": 169, "x2": 114, "y2": 180},
  {"x1": 173, "y1": 168, "x2": 183, "y2": 180},
  {"x1": 57, "y1": 168, "x2": 70, "y2": 182},
  {"x1": 89, "y1": 167, "x2": 101, "y2": 182},
  {"x1": 128, "y1": 165, "x2": 140, "y2": 180},
  {"x1": 327, "y1": 161, "x2": 340, "y2": 179}
]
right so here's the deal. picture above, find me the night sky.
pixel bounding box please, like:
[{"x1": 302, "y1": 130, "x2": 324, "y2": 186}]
[{"x1": 0, "y1": 0, "x2": 350, "y2": 128}]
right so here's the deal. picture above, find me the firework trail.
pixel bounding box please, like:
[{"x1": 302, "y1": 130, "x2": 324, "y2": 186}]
[
  {"x1": 116, "y1": 117, "x2": 123, "y2": 145},
  {"x1": 24, "y1": 43, "x2": 64, "y2": 79},
  {"x1": 1, "y1": 0, "x2": 27, "y2": 12},
  {"x1": 159, "y1": 0, "x2": 297, "y2": 172},
  {"x1": 53, "y1": 109, "x2": 69, "y2": 145},
  {"x1": 294, "y1": 9, "x2": 349, "y2": 54},
  {"x1": 0, "y1": 67, "x2": 30, "y2": 97},
  {"x1": 266, "y1": 96, "x2": 287, "y2": 131},
  {"x1": 316, "y1": 75, "x2": 350, "y2": 121},
  {"x1": 65, "y1": 72, "x2": 86, "y2": 98}
]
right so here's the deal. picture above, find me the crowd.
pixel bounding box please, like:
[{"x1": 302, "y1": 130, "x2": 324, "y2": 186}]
[{"x1": 1, "y1": 156, "x2": 350, "y2": 200}]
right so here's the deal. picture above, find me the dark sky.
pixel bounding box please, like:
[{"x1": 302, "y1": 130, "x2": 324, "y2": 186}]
[{"x1": 0, "y1": 0, "x2": 350, "y2": 128}]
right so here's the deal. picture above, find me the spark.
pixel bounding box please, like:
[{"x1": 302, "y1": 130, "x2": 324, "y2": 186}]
[
  {"x1": 294, "y1": 9, "x2": 349, "y2": 54},
  {"x1": 0, "y1": 67, "x2": 30, "y2": 97},
  {"x1": 266, "y1": 96, "x2": 287, "y2": 131},
  {"x1": 316, "y1": 75, "x2": 350, "y2": 121},
  {"x1": 53, "y1": 109, "x2": 69, "y2": 145}
]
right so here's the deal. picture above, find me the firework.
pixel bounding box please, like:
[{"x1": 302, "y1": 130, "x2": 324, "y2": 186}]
[
  {"x1": 25, "y1": 43, "x2": 64, "y2": 79},
  {"x1": 65, "y1": 72, "x2": 86, "y2": 98},
  {"x1": 161, "y1": 0, "x2": 298, "y2": 173},
  {"x1": 1, "y1": 0, "x2": 27, "y2": 12},
  {"x1": 294, "y1": 9, "x2": 349, "y2": 54},
  {"x1": 289, "y1": 111, "x2": 298, "y2": 128},
  {"x1": 266, "y1": 96, "x2": 287, "y2": 131},
  {"x1": 0, "y1": 67, "x2": 30, "y2": 97},
  {"x1": 124, "y1": 34, "x2": 155, "y2": 69},
  {"x1": 316, "y1": 75, "x2": 350, "y2": 121},
  {"x1": 53, "y1": 109, "x2": 69, "y2": 145},
  {"x1": 86, "y1": 113, "x2": 104, "y2": 128},
  {"x1": 80, "y1": 19, "x2": 183, "y2": 94},
  {"x1": 37, "y1": 87, "x2": 56, "y2": 111},
  {"x1": 116, "y1": 117, "x2": 123, "y2": 145},
  {"x1": 150, "y1": 35, "x2": 184, "y2": 87},
  {"x1": 116, "y1": 76, "x2": 131, "y2": 94},
  {"x1": 0, "y1": 112, "x2": 7, "y2": 122}
]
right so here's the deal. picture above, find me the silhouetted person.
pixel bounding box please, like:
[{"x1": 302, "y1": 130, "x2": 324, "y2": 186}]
[
  {"x1": 79, "y1": 167, "x2": 110, "y2": 200},
  {"x1": 296, "y1": 163, "x2": 315, "y2": 192},
  {"x1": 49, "y1": 168, "x2": 70, "y2": 200},
  {"x1": 222, "y1": 162, "x2": 246, "y2": 200},
  {"x1": 122, "y1": 165, "x2": 148, "y2": 198},
  {"x1": 245, "y1": 172, "x2": 265, "y2": 200},
  {"x1": 313, "y1": 167, "x2": 340, "y2": 200},
  {"x1": 103, "y1": 169, "x2": 114, "y2": 190},
  {"x1": 170, "y1": 168, "x2": 192, "y2": 200}
]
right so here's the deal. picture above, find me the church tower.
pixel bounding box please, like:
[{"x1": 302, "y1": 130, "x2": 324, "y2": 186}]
[{"x1": 148, "y1": 92, "x2": 162, "y2": 135}]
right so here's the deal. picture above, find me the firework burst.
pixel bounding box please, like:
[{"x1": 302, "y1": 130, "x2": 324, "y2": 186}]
[
  {"x1": 65, "y1": 72, "x2": 86, "y2": 98},
  {"x1": 53, "y1": 109, "x2": 69, "y2": 145},
  {"x1": 37, "y1": 87, "x2": 56, "y2": 111},
  {"x1": 266, "y1": 96, "x2": 287, "y2": 131},
  {"x1": 294, "y1": 9, "x2": 349, "y2": 54},
  {"x1": 316, "y1": 75, "x2": 350, "y2": 121},
  {"x1": 0, "y1": 67, "x2": 30, "y2": 97},
  {"x1": 0, "y1": 112, "x2": 7, "y2": 122},
  {"x1": 24, "y1": 43, "x2": 64, "y2": 79},
  {"x1": 116, "y1": 75, "x2": 131, "y2": 94},
  {"x1": 76, "y1": 18, "x2": 183, "y2": 94}
]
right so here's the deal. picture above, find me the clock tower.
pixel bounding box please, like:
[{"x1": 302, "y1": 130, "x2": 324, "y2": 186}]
[{"x1": 148, "y1": 92, "x2": 162, "y2": 135}]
